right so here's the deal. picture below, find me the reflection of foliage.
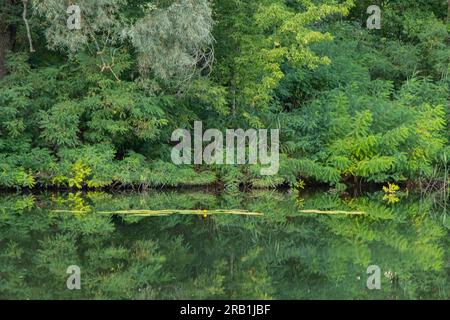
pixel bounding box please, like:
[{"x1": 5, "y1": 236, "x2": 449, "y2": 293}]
[{"x1": 0, "y1": 190, "x2": 448, "y2": 300}]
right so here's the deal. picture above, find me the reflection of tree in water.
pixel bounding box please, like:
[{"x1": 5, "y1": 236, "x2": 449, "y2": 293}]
[{"x1": 0, "y1": 191, "x2": 448, "y2": 299}]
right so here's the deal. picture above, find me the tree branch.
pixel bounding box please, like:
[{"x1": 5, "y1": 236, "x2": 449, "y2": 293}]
[{"x1": 22, "y1": 0, "x2": 35, "y2": 53}]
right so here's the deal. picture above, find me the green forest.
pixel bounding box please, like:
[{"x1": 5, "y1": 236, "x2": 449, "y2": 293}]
[
  {"x1": 1, "y1": 0, "x2": 449, "y2": 193},
  {"x1": 0, "y1": 0, "x2": 449, "y2": 301}
]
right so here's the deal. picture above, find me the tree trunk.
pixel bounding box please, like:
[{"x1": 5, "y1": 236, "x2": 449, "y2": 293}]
[
  {"x1": 0, "y1": 0, "x2": 16, "y2": 79},
  {"x1": 448, "y1": 0, "x2": 450, "y2": 23},
  {"x1": 0, "y1": 29, "x2": 13, "y2": 79}
]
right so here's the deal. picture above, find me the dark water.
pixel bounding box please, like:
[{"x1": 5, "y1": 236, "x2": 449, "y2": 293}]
[{"x1": 0, "y1": 190, "x2": 448, "y2": 300}]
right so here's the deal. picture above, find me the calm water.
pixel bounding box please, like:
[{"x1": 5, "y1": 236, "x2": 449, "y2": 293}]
[{"x1": 0, "y1": 189, "x2": 448, "y2": 300}]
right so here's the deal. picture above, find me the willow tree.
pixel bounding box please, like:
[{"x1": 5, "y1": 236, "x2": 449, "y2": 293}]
[
  {"x1": 21, "y1": 0, "x2": 214, "y2": 86},
  {"x1": 131, "y1": 0, "x2": 214, "y2": 86}
]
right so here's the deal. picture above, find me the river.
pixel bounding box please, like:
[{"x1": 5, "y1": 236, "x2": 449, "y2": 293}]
[{"x1": 0, "y1": 189, "x2": 448, "y2": 299}]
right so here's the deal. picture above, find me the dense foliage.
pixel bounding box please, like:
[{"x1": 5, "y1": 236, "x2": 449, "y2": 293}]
[{"x1": 0, "y1": 0, "x2": 449, "y2": 190}]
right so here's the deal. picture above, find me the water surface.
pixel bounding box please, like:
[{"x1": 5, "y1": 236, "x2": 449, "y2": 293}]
[{"x1": 0, "y1": 190, "x2": 448, "y2": 299}]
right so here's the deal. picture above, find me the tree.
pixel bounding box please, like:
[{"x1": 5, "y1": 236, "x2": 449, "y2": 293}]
[
  {"x1": 0, "y1": 0, "x2": 19, "y2": 78},
  {"x1": 131, "y1": 0, "x2": 214, "y2": 86},
  {"x1": 212, "y1": 0, "x2": 355, "y2": 119},
  {"x1": 31, "y1": 0, "x2": 214, "y2": 86},
  {"x1": 447, "y1": 0, "x2": 450, "y2": 23}
]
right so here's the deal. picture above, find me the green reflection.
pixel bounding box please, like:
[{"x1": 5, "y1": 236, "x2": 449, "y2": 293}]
[{"x1": 0, "y1": 190, "x2": 448, "y2": 300}]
